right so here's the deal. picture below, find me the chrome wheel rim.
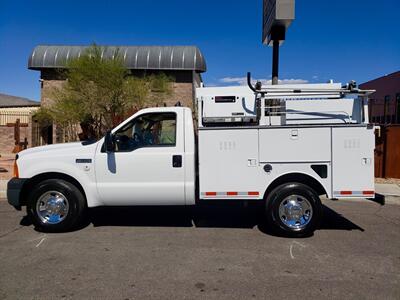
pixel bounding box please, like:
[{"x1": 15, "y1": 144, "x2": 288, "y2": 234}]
[
  {"x1": 278, "y1": 195, "x2": 313, "y2": 230},
  {"x1": 36, "y1": 191, "x2": 69, "y2": 224}
]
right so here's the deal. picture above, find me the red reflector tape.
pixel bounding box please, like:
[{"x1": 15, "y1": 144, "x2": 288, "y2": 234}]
[
  {"x1": 203, "y1": 191, "x2": 260, "y2": 197},
  {"x1": 248, "y1": 191, "x2": 259, "y2": 196},
  {"x1": 227, "y1": 192, "x2": 238, "y2": 196},
  {"x1": 363, "y1": 191, "x2": 374, "y2": 195},
  {"x1": 340, "y1": 191, "x2": 352, "y2": 195}
]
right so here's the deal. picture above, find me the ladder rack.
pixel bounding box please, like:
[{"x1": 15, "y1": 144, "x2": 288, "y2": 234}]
[
  {"x1": 196, "y1": 74, "x2": 375, "y2": 128},
  {"x1": 246, "y1": 72, "x2": 375, "y2": 98}
]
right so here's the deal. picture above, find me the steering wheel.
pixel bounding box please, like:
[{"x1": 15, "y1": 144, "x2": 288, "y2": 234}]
[
  {"x1": 114, "y1": 135, "x2": 129, "y2": 150},
  {"x1": 116, "y1": 135, "x2": 129, "y2": 143}
]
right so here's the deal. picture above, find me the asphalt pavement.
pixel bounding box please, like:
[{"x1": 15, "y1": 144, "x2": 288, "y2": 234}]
[{"x1": 0, "y1": 198, "x2": 399, "y2": 299}]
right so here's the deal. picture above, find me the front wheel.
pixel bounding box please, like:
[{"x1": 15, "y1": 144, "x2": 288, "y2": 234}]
[
  {"x1": 27, "y1": 179, "x2": 87, "y2": 232},
  {"x1": 265, "y1": 182, "x2": 322, "y2": 237}
]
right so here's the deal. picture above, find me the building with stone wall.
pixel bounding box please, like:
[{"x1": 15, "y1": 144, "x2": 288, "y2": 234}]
[
  {"x1": 28, "y1": 45, "x2": 206, "y2": 144},
  {"x1": 0, "y1": 94, "x2": 39, "y2": 155}
]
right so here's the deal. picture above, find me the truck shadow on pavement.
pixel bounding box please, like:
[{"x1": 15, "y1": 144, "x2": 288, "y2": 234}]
[
  {"x1": 87, "y1": 203, "x2": 364, "y2": 237},
  {"x1": 20, "y1": 203, "x2": 364, "y2": 237}
]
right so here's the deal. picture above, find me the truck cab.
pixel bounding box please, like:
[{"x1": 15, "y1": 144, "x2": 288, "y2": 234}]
[{"x1": 95, "y1": 107, "x2": 195, "y2": 206}]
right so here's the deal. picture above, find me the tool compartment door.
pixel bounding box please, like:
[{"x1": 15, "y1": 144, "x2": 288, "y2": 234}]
[
  {"x1": 332, "y1": 126, "x2": 375, "y2": 197},
  {"x1": 198, "y1": 128, "x2": 262, "y2": 199},
  {"x1": 258, "y1": 127, "x2": 331, "y2": 163}
]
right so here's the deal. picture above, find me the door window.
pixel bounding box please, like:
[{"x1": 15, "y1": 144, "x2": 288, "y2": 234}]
[{"x1": 114, "y1": 112, "x2": 176, "y2": 152}]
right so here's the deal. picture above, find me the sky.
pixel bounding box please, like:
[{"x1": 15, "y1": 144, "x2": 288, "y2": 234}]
[{"x1": 0, "y1": 0, "x2": 399, "y2": 101}]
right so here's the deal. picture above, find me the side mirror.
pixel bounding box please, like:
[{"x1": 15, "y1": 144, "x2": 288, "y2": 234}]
[{"x1": 104, "y1": 130, "x2": 115, "y2": 153}]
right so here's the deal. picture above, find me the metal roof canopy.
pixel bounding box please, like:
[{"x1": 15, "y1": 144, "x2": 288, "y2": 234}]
[
  {"x1": 28, "y1": 45, "x2": 207, "y2": 73},
  {"x1": 262, "y1": 0, "x2": 295, "y2": 45}
]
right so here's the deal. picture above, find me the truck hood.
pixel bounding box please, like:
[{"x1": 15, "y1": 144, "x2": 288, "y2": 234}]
[{"x1": 18, "y1": 141, "x2": 99, "y2": 158}]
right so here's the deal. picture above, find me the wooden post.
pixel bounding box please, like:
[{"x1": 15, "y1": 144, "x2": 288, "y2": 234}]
[{"x1": 14, "y1": 119, "x2": 20, "y2": 145}]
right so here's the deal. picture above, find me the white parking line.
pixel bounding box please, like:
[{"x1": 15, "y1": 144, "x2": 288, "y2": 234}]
[{"x1": 35, "y1": 237, "x2": 46, "y2": 248}]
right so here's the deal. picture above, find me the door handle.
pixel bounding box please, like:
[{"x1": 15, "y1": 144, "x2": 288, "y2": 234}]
[{"x1": 172, "y1": 155, "x2": 182, "y2": 168}]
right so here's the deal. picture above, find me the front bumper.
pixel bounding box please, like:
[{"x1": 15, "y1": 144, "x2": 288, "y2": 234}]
[{"x1": 7, "y1": 178, "x2": 27, "y2": 210}]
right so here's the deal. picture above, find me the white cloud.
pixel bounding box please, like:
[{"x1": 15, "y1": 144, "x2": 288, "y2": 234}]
[
  {"x1": 219, "y1": 77, "x2": 309, "y2": 86},
  {"x1": 219, "y1": 77, "x2": 249, "y2": 84}
]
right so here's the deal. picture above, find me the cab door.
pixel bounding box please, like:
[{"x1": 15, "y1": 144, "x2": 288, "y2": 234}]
[{"x1": 94, "y1": 109, "x2": 185, "y2": 205}]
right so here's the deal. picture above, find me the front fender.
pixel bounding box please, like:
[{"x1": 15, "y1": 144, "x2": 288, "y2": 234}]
[{"x1": 19, "y1": 159, "x2": 102, "y2": 208}]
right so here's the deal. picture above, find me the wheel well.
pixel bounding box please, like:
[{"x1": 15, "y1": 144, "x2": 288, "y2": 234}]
[
  {"x1": 20, "y1": 172, "x2": 87, "y2": 206},
  {"x1": 263, "y1": 173, "x2": 327, "y2": 199}
]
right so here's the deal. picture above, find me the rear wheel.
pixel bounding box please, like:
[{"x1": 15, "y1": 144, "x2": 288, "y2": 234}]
[
  {"x1": 27, "y1": 179, "x2": 86, "y2": 232},
  {"x1": 265, "y1": 182, "x2": 322, "y2": 237}
]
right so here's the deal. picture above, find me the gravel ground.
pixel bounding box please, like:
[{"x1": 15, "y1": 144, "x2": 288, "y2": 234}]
[{"x1": 375, "y1": 177, "x2": 400, "y2": 186}]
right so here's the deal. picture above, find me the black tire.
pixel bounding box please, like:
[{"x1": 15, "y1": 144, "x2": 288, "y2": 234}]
[
  {"x1": 265, "y1": 182, "x2": 322, "y2": 237},
  {"x1": 27, "y1": 179, "x2": 87, "y2": 232}
]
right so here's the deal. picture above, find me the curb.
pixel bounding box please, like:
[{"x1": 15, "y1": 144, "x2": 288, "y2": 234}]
[
  {"x1": 337, "y1": 194, "x2": 400, "y2": 206},
  {"x1": 381, "y1": 195, "x2": 400, "y2": 205}
]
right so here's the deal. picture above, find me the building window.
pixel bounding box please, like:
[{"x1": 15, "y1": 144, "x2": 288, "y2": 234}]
[
  {"x1": 396, "y1": 93, "x2": 400, "y2": 124},
  {"x1": 368, "y1": 99, "x2": 374, "y2": 121},
  {"x1": 384, "y1": 95, "x2": 390, "y2": 124}
]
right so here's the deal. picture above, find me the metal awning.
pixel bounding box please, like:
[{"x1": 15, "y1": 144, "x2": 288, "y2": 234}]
[{"x1": 28, "y1": 45, "x2": 207, "y2": 73}]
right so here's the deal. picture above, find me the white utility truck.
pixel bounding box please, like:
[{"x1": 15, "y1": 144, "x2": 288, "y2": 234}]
[{"x1": 7, "y1": 74, "x2": 376, "y2": 237}]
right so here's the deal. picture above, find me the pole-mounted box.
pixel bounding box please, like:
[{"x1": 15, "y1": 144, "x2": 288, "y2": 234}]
[{"x1": 262, "y1": 0, "x2": 295, "y2": 45}]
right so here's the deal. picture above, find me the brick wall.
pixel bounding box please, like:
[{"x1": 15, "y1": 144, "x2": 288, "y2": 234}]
[
  {"x1": 0, "y1": 127, "x2": 16, "y2": 180},
  {"x1": 360, "y1": 71, "x2": 400, "y2": 124},
  {"x1": 0, "y1": 127, "x2": 15, "y2": 154},
  {"x1": 0, "y1": 125, "x2": 33, "y2": 155}
]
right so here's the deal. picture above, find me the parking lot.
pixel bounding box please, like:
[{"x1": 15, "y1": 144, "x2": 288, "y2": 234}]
[{"x1": 0, "y1": 198, "x2": 399, "y2": 299}]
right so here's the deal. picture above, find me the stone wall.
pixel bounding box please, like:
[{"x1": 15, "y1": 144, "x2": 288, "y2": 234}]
[
  {"x1": 40, "y1": 69, "x2": 197, "y2": 109},
  {"x1": 41, "y1": 79, "x2": 194, "y2": 108},
  {"x1": 39, "y1": 69, "x2": 199, "y2": 144},
  {"x1": 41, "y1": 79, "x2": 64, "y2": 107},
  {"x1": 169, "y1": 82, "x2": 194, "y2": 108},
  {"x1": 39, "y1": 75, "x2": 65, "y2": 143}
]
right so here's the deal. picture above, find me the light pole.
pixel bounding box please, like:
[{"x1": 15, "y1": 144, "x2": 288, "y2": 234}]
[{"x1": 262, "y1": 0, "x2": 295, "y2": 85}]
